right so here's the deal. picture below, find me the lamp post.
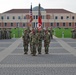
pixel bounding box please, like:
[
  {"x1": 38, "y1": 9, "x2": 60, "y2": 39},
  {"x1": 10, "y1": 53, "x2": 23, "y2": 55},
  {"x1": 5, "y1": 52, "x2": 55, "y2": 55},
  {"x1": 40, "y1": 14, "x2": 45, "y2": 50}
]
[{"x1": 17, "y1": 23, "x2": 20, "y2": 38}]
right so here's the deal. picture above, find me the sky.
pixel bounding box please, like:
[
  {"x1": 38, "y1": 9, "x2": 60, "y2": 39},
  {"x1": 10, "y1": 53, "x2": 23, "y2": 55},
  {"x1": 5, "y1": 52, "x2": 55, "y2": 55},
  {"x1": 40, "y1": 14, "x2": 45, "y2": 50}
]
[{"x1": 0, "y1": 0, "x2": 76, "y2": 13}]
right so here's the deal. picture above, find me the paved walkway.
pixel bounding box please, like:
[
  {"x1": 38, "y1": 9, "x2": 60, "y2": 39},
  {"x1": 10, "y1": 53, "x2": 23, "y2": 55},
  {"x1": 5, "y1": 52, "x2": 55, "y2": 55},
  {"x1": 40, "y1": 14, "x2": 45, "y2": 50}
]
[{"x1": 0, "y1": 37, "x2": 76, "y2": 75}]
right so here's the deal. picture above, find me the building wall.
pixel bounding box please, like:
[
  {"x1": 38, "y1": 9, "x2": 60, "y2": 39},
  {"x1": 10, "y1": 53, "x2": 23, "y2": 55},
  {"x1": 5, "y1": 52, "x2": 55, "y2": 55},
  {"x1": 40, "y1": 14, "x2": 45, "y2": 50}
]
[{"x1": 0, "y1": 11, "x2": 76, "y2": 28}]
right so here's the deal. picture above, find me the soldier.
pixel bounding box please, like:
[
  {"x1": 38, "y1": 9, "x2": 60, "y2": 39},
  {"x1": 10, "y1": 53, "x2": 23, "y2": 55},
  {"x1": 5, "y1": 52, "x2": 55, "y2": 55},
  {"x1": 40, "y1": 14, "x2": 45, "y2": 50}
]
[
  {"x1": 9, "y1": 28, "x2": 12, "y2": 39},
  {"x1": 2, "y1": 28, "x2": 5, "y2": 39},
  {"x1": 44, "y1": 29, "x2": 50, "y2": 54},
  {"x1": 29, "y1": 29, "x2": 33, "y2": 54},
  {"x1": 71, "y1": 27, "x2": 76, "y2": 39},
  {"x1": 36, "y1": 29, "x2": 43, "y2": 54},
  {"x1": 48, "y1": 27, "x2": 53, "y2": 39},
  {"x1": 22, "y1": 29, "x2": 29, "y2": 54},
  {"x1": 31, "y1": 29, "x2": 37, "y2": 56}
]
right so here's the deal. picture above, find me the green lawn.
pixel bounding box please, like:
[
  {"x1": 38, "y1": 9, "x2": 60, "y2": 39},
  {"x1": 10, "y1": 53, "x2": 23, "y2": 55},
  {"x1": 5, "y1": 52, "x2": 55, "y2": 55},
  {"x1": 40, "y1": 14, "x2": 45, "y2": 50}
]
[
  {"x1": 11, "y1": 28, "x2": 24, "y2": 38},
  {"x1": 53, "y1": 28, "x2": 72, "y2": 38},
  {"x1": 11, "y1": 28, "x2": 72, "y2": 38}
]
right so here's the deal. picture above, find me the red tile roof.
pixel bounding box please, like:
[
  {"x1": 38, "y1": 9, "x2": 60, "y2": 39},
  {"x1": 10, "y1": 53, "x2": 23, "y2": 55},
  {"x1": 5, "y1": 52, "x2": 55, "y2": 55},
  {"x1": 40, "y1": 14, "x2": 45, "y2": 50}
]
[
  {"x1": 45, "y1": 9, "x2": 73, "y2": 13},
  {"x1": 3, "y1": 9, "x2": 29, "y2": 13},
  {"x1": 3, "y1": 9, "x2": 73, "y2": 13}
]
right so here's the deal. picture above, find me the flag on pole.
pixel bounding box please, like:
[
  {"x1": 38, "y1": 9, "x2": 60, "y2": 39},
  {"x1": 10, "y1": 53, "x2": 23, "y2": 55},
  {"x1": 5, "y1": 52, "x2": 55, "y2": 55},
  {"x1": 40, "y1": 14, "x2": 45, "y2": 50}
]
[
  {"x1": 29, "y1": 3, "x2": 33, "y2": 27},
  {"x1": 37, "y1": 3, "x2": 42, "y2": 30}
]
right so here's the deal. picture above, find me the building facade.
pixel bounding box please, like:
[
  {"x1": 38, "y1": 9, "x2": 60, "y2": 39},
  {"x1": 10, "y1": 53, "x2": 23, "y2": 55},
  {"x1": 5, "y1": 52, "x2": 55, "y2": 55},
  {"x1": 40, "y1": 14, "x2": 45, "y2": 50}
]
[{"x1": 0, "y1": 6, "x2": 76, "y2": 28}]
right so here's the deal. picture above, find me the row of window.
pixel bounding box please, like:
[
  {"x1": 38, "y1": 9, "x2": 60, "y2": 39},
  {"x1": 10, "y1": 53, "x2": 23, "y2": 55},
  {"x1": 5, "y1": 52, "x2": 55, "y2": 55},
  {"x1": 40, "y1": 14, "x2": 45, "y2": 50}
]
[
  {"x1": 0, "y1": 22, "x2": 76, "y2": 27},
  {"x1": 50, "y1": 23, "x2": 76, "y2": 26},
  {"x1": 0, "y1": 15, "x2": 75, "y2": 20},
  {"x1": 55, "y1": 16, "x2": 75, "y2": 19}
]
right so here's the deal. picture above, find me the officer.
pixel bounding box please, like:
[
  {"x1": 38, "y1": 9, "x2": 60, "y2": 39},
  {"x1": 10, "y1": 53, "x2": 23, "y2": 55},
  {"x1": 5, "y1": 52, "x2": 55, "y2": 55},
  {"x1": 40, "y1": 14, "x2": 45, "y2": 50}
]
[
  {"x1": 44, "y1": 29, "x2": 50, "y2": 54},
  {"x1": 31, "y1": 28, "x2": 37, "y2": 56},
  {"x1": 36, "y1": 29, "x2": 43, "y2": 54},
  {"x1": 22, "y1": 29, "x2": 29, "y2": 54}
]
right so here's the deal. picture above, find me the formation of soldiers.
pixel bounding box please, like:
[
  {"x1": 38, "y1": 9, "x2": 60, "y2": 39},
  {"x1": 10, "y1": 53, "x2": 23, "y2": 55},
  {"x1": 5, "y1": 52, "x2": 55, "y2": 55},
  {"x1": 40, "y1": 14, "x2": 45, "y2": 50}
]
[
  {"x1": 0, "y1": 28, "x2": 12, "y2": 39},
  {"x1": 71, "y1": 27, "x2": 76, "y2": 39},
  {"x1": 22, "y1": 27, "x2": 53, "y2": 56}
]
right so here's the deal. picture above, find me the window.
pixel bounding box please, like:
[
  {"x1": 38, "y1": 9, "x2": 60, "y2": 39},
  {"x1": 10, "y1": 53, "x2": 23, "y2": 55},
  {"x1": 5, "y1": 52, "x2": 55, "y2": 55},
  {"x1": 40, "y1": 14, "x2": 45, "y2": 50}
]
[
  {"x1": 24, "y1": 16, "x2": 26, "y2": 19},
  {"x1": 61, "y1": 16, "x2": 63, "y2": 19},
  {"x1": 36, "y1": 15, "x2": 38, "y2": 19},
  {"x1": 18, "y1": 16, "x2": 21, "y2": 19},
  {"x1": 11, "y1": 23, "x2": 13, "y2": 26},
  {"x1": 42, "y1": 15, "x2": 44, "y2": 19},
  {"x1": 50, "y1": 23, "x2": 53, "y2": 26},
  {"x1": 69, "y1": 23, "x2": 71, "y2": 26},
  {"x1": 7, "y1": 16, "x2": 9, "y2": 19},
  {"x1": 42, "y1": 22, "x2": 44, "y2": 27},
  {"x1": 66, "y1": 16, "x2": 69, "y2": 19},
  {"x1": 1, "y1": 16, "x2": 4, "y2": 20},
  {"x1": 63, "y1": 23, "x2": 65, "y2": 26},
  {"x1": 5, "y1": 23, "x2": 7, "y2": 26},
  {"x1": 23, "y1": 23, "x2": 25, "y2": 26},
  {"x1": 55, "y1": 16, "x2": 58, "y2": 19},
  {"x1": 13, "y1": 16, "x2": 15, "y2": 19},
  {"x1": 72, "y1": 16, "x2": 75, "y2": 19},
  {"x1": 57, "y1": 23, "x2": 59, "y2": 26},
  {"x1": 17, "y1": 23, "x2": 20, "y2": 27},
  {"x1": 33, "y1": 15, "x2": 35, "y2": 19},
  {"x1": 33, "y1": 22, "x2": 35, "y2": 28}
]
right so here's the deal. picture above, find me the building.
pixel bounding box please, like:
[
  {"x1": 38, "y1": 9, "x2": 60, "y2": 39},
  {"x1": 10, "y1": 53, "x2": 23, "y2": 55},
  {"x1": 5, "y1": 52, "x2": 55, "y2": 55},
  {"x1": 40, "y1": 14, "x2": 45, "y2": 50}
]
[{"x1": 0, "y1": 5, "x2": 76, "y2": 28}]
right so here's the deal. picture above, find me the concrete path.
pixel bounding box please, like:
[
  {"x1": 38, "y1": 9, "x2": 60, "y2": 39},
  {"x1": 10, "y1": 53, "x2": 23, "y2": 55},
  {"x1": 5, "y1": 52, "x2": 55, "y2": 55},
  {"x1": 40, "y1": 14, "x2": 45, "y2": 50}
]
[{"x1": 0, "y1": 37, "x2": 76, "y2": 75}]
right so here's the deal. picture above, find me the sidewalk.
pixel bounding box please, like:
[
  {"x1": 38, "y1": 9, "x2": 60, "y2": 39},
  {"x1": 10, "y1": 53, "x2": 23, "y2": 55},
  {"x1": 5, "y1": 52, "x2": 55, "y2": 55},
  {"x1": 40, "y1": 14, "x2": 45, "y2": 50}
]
[{"x1": 0, "y1": 37, "x2": 76, "y2": 75}]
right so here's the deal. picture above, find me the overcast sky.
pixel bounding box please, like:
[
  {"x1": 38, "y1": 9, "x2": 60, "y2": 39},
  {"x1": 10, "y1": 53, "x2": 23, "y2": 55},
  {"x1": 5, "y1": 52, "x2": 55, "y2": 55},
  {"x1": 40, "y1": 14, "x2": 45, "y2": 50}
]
[{"x1": 0, "y1": 0, "x2": 76, "y2": 13}]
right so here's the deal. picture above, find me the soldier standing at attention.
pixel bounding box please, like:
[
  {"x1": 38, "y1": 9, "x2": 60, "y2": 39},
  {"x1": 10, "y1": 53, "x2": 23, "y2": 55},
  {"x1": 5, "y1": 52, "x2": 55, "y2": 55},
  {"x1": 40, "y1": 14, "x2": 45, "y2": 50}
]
[
  {"x1": 22, "y1": 29, "x2": 29, "y2": 54},
  {"x1": 44, "y1": 29, "x2": 51, "y2": 54},
  {"x1": 36, "y1": 29, "x2": 43, "y2": 54},
  {"x1": 31, "y1": 29, "x2": 37, "y2": 56},
  {"x1": 29, "y1": 29, "x2": 33, "y2": 54}
]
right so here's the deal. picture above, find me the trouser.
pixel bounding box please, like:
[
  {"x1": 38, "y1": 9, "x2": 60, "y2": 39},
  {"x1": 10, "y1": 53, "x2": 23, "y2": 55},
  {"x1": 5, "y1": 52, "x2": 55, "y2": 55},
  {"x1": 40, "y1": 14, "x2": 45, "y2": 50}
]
[
  {"x1": 24, "y1": 44, "x2": 28, "y2": 53},
  {"x1": 32, "y1": 43, "x2": 36, "y2": 56},
  {"x1": 38, "y1": 42, "x2": 42, "y2": 54}
]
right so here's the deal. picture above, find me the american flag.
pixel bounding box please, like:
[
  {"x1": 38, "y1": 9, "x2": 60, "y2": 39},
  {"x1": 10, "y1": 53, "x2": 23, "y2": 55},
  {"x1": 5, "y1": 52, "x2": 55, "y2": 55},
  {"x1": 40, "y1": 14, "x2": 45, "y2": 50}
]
[
  {"x1": 37, "y1": 3, "x2": 42, "y2": 30},
  {"x1": 29, "y1": 4, "x2": 33, "y2": 26}
]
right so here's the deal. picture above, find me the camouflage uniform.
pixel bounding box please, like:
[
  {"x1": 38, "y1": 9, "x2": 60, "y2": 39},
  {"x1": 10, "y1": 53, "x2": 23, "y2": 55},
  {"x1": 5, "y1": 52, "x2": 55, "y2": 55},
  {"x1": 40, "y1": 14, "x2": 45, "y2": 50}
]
[
  {"x1": 22, "y1": 29, "x2": 29, "y2": 54},
  {"x1": 36, "y1": 30, "x2": 43, "y2": 54},
  {"x1": 48, "y1": 28, "x2": 53, "y2": 39},
  {"x1": 2, "y1": 28, "x2": 5, "y2": 39},
  {"x1": 29, "y1": 31, "x2": 33, "y2": 54},
  {"x1": 44, "y1": 30, "x2": 50, "y2": 54},
  {"x1": 31, "y1": 30, "x2": 37, "y2": 56},
  {"x1": 71, "y1": 27, "x2": 76, "y2": 38}
]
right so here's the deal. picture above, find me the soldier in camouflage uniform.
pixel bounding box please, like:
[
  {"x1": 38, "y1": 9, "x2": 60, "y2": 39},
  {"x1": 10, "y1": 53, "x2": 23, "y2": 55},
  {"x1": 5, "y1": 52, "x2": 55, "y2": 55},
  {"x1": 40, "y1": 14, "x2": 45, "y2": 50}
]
[
  {"x1": 36, "y1": 29, "x2": 43, "y2": 54},
  {"x1": 2, "y1": 28, "x2": 5, "y2": 39},
  {"x1": 71, "y1": 27, "x2": 76, "y2": 38},
  {"x1": 29, "y1": 29, "x2": 33, "y2": 54},
  {"x1": 31, "y1": 29, "x2": 37, "y2": 56},
  {"x1": 22, "y1": 29, "x2": 29, "y2": 54},
  {"x1": 48, "y1": 27, "x2": 53, "y2": 39},
  {"x1": 44, "y1": 29, "x2": 50, "y2": 54}
]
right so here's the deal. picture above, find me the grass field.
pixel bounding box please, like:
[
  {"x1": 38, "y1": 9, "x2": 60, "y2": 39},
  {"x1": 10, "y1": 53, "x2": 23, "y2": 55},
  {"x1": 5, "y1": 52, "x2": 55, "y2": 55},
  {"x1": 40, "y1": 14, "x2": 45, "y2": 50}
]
[
  {"x1": 11, "y1": 28, "x2": 72, "y2": 38},
  {"x1": 53, "y1": 28, "x2": 72, "y2": 38},
  {"x1": 11, "y1": 28, "x2": 24, "y2": 38}
]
